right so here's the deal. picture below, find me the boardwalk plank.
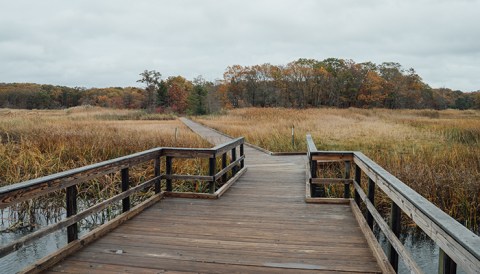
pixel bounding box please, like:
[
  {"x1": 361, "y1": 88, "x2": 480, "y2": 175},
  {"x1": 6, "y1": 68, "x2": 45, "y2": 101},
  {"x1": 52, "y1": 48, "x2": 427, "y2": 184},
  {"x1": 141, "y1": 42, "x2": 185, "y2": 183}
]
[{"x1": 45, "y1": 118, "x2": 383, "y2": 274}]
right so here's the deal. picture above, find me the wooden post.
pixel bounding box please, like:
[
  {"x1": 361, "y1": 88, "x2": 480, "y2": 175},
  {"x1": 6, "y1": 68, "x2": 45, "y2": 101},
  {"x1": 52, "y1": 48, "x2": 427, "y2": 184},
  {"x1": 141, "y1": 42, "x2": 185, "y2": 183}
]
[
  {"x1": 66, "y1": 185, "x2": 78, "y2": 243},
  {"x1": 438, "y1": 249, "x2": 457, "y2": 274},
  {"x1": 154, "y1": 158, "x2": 161, "y2": 193},
  {"x1": 121, "y1": 168, "x2": 130, "y2": 212},
  {"x1": 221, "y1": 152, "x2": 227, "y2": 183},
  {"x1": 388, "y1": 202, "x2": 401, "y2": 272},
  {"x1": 166, "y1": 156, "x2": 172, "y2": 192},
  {"x1": 231, "y1": 147, "x2": 237, "y2": 175},
  {"x1": 367, "y1": 177, "x2": 375, "y2": 229},
  {"x1": 209, "y1": 155, "x2": 216, "y2": 194},
  {"x1": 310, "y1": 159, "x2": 317, "y2": 197},
  {"x1": 344, "y1": 161, "x2": 351, "y2": 198},
  {"x1": 354, "y1": 165, "x2": 361, "y2": 206},
  {"x1": 240, "y1": 144, "x2": 245, "y2": 169}
]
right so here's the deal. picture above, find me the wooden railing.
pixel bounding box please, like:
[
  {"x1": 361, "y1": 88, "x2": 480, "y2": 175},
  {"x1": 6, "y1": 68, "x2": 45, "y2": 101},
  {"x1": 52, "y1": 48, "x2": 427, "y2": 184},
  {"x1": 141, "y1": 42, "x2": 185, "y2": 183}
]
[
  {"x1": 306, "y1": 134, "x2": 480, "y2": 274},
  {"x1": 0, "y1": 138, "x2": 245, "y2": 272}
]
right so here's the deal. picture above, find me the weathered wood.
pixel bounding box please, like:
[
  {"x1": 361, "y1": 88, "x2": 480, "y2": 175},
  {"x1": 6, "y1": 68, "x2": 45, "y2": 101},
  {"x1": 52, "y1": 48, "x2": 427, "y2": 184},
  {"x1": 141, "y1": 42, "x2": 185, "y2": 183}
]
[
  {"x1": 0, "y1": 176, "x2": 160, "y2": 258},
  {"x1": 214, "y1": 155, "x2": 245, "y2": 181},
  {"x1": 121, "y1": 168, "x2": 130, "y2": 212},
  {"x1": 231, "y1": 147, "x2": 237, "y2": 175},
  {"x1": 221, "y1": 152, "x2": 227, "y2": 183},
  {"x1": 240, "y1": 143, "x2": 245, "y2": 168},
  {"x1": 366, "y1": 177, "x2": 375, "y2": 229},
  {"x1": 354, "y1": 152, "x2": 480, "y2": 274},
  {"x1": 305, "y1": 197, "x2": 351, "y2": 204},
  {"x1": 162, "y1": 174, "x2": 212, "y2": 181},
  {"x1": 389, "y1": 201, "x2": 401, "y2": 272},
  {"x1": 215, "y1": 167, "x2": 247, "y2": 198},
  {"x1": 165, "y1": 156, "x2": 173, "y2": 191},
  {"x1": 350, "y1": 200, "x2": 395, "y2": 274},
  {"x1": 22, "y1": 193, "x2": 164, "y2": 274},
  {"x1": 310, "y1": 178, "x2": 353, "y2": 185},
  {"x1": 160, "y1": 148, "x2": 213, "y2": 158},
  {"x1": 212, "y1": 137, "x2": 244, "y2": 155},
  {"x1": 311, "y1": 152, "x2": 354, "y2": 162},
  {"x1": 66, "y1": 185, "x2": 78, "y2": 243},
  {"x1": 306, "y1": 134, "x2": 317, "y2": 152},
  {"x1": 353, "y1": 181, "x2": 423, "y2": 274},
  {"x1": 439, "y1": 249, "x2": 457, "y2": 274},
  {"x1": 165, "y1": 192, "x2": 217, "y2": 199},
  {"x1": 354, "y1": 164, "x2": 361, "y2": 206},
  {"x1": 209, "y1": 155, "x2": 216, "y2": 194},
  {"x1": 344, "y1": 161, "x2": 351, "y2": 198},
  {"x1": 0, "y1": 148, "x2": 160, "y2": 209},
  {"x1": 154, "y1": 158, "x2": 160, "y2": 193}
]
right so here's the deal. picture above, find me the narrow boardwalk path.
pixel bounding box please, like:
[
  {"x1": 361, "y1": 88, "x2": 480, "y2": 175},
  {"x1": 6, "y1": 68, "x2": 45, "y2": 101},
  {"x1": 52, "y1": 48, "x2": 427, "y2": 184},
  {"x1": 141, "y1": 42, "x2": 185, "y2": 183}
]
[{"x1": 47, "y1": 118, "x2": 382, "y2": 273}]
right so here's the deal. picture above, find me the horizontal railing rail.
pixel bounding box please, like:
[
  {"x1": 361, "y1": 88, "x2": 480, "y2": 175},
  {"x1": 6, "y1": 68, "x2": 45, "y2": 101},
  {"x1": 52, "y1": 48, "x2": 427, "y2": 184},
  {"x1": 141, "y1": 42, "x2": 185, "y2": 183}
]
[
  {"x1": 306, "y1": 134, "x2": 480, "y2": 274},
  {"x1": 0, "y1": 137, "x2": 246, "y2": 271}
]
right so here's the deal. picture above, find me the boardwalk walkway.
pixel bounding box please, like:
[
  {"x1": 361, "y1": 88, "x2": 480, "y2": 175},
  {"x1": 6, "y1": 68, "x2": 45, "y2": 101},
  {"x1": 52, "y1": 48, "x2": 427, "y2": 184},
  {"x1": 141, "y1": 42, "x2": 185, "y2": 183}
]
[{"x1": 47, "y1": 119, "x2": 382, "y2": 273}]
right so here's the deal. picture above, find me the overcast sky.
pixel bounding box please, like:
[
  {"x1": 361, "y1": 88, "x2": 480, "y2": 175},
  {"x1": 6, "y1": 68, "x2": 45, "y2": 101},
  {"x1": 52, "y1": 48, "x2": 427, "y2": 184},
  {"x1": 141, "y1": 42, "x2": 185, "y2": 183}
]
[{"x1": 1, "y1": 0, "x2": 479, "y2": 91}]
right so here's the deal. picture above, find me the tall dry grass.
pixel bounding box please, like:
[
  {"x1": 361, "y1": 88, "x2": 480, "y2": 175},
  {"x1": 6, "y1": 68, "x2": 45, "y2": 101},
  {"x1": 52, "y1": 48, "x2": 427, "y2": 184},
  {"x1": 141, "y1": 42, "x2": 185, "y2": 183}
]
[
  {"x1": 0, "y1": 107, "x2": 210, "y2": 231},
  {"x1": 196, "y1": 108, "x2": 480, "y2": 233}
]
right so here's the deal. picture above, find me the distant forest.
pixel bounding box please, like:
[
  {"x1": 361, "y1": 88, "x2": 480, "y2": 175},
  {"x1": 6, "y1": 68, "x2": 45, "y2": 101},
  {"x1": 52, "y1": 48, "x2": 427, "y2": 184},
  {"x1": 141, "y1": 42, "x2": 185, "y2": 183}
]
[{"x1": 1, "y1": 58, "x2": 479, "y2": 114}]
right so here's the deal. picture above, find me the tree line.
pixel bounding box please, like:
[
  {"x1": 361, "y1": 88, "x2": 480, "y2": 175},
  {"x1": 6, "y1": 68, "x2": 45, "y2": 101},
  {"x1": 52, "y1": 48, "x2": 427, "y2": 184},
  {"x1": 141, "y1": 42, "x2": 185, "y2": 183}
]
[{"x1": 1, "y1": 58, "x2": 479, "y2": 112}]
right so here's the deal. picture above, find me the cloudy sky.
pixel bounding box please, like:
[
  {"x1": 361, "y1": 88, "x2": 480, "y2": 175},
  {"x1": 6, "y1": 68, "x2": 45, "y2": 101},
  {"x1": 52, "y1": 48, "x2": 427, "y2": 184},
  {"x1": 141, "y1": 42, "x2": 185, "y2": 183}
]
[{"x1": 1, "y1": 0, "x2": 479, "y2": 91}]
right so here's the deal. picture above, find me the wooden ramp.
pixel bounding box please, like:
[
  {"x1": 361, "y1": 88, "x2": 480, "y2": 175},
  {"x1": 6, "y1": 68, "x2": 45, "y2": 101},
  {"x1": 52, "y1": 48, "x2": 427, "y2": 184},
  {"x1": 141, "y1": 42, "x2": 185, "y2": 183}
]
[{"x1": 46, "y1": 119, "x2": 382, "y2": 273}]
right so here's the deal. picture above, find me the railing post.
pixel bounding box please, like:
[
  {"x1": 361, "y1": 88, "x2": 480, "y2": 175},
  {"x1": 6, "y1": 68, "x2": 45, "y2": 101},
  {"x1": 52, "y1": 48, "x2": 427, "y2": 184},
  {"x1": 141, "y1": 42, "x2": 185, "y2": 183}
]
[
  {"x1": 231, "y1": 147, "x2": 237, "y2": 175},
  {"x1": 221, "y1": 152, "x2": 227, "y2": 183},
  {"x1": 166, "y1": 156, "x2": 173, "y2": 192},
  {"x1": 66, "y1": 185, "x2": 78, "y2": 243},
  {"x1": 154, "y1": 158, "x2": 161, "y2": 193},
  {"x1": 367, "y1": 177, "x2": 375, "y2": 229},
  {"x1": 344, "y1": 161, "x2": 351, "y2": 198},
  {"x1": 209, "y1": 154, "x2": 216, "y2": 194},
  {"x1": 310, "y1": 158, "x2": 318, "y2": 197},
  {"x1": 240, "y1": 144, "x2": 245, "y2": 169},
  {"x1": 121, "y1": 168, "x2": 130, "y2": 212},
  {"x1": 388, "y1": 202, "x2": 401, "y2": 272},
  {"x1": 438, "y1": 249, "x2": 457, "y2": 274},
  {"x1": 354, "y1": 164, "x2": 361, "y2": 206}
]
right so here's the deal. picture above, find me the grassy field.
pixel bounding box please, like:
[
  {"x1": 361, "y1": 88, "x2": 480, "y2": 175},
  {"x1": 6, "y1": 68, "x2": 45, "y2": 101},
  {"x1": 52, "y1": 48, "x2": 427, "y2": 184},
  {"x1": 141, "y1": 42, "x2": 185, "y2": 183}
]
[
  {"x1": 0, "y1": 106, "x2": 210, "y2": 231},
  {"x1": 196, "y1": 107, "x2": 480, "y2": 232}
]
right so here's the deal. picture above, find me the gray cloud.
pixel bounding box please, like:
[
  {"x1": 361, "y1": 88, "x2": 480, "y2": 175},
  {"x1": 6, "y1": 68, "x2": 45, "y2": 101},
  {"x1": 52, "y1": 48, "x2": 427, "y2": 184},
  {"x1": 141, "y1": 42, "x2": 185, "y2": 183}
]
[{"x1": 0, "y1": 0, "x2": 479, "y2": 91}]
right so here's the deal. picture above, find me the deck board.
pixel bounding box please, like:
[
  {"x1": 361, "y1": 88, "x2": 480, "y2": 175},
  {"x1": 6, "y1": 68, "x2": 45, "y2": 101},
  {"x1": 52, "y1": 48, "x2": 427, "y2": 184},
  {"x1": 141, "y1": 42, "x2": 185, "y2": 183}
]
[{"x1": 46, "y1": 118, "x2": 382, "y2": 273}]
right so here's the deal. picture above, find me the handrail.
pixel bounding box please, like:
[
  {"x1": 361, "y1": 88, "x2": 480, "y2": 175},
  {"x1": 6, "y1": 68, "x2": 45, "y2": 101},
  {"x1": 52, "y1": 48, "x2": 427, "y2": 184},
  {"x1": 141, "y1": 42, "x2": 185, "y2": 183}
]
[
  {"x1": 0, "y1": 137, "x2": 246, "y2": 266},
  {"x1": 306, "y1": 134, "x2": 480, "y2": 274}
]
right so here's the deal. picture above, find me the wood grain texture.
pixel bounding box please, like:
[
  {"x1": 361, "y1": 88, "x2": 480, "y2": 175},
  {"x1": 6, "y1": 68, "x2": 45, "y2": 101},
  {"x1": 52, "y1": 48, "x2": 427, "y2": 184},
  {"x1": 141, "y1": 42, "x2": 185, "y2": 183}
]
[{"x1": 42, "y1": 119, "x2": 383, "y2": 274}]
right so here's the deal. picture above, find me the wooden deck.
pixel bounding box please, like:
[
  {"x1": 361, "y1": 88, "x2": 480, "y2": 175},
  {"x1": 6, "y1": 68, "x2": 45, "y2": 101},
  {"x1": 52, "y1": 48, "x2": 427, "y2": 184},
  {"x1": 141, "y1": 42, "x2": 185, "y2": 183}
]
[{"x1": 46, "y1": 119, "x2": 382, "y2": 273}]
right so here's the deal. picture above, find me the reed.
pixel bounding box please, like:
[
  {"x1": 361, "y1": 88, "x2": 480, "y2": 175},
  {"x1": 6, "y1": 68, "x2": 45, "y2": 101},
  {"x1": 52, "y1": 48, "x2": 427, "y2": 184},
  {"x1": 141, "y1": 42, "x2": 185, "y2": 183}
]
[
  {"x1": 196, "y1": 107, "x2": 480, "y2": 233},
  {"x1": 0, "y1": 107, "x2": 210, "y2": 231}
]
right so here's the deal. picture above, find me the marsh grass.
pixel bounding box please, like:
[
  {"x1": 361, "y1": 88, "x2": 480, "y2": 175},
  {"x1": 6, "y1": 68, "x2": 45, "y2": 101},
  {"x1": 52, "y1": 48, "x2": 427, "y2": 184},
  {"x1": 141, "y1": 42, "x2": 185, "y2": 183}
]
[
  {"x1": 196, "y1": 107, "x2": 480, "y2": 233},
  {"x1": 0, "y1": 107, "x2": 211, "y2": 232}
]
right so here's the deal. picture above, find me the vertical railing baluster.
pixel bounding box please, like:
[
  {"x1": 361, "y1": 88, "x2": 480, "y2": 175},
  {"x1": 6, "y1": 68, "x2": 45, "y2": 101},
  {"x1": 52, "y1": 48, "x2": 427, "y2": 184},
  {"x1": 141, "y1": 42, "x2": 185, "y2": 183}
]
[
  {"x1": 66, "y1": 185, "x2": 78, "y2": 243},
  {"x1": 121, "y1": 168, "x2": 130, "y2": 212},
  {"x1": 240, "y1": 144, "x2": 244, "y2": 169},
  {"x1": 389, "y1": 202, "x2": 401, "y2": 272},
  {"x1": 221, "y1": 152, "x2": 227, "y2": 183},
  {"x1": 209, "y1": 154, "x2": 216, "y2": 194},
  {"x1": 166, "y1": 156, "x2": 173, "y2": 192},
  {"x1": 310, "y1": 158, "x2": 317, "y2": 197},
  {"x1": 231, "y1": 147, "x2": 237, "y2": 175},
  {"x1": 367, "y1": 177, "x2": 375, "y2": 229},
  {"x1": 154, "y1": 158, "x2": 161, "y2": 194},
  {"x1": 354, "y1": 164, "x2": 361, "y2": 206},
  {"x1": 439, "y1": 249, "x2": 457, "y2": 274},
  {"x1": 344, "y1": 161, "x2": 351, "y2": 198}
]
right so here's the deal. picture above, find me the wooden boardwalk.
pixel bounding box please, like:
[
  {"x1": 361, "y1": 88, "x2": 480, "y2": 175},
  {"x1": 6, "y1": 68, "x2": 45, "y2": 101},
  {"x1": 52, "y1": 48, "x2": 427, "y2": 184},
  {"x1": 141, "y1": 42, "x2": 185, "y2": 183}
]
[{"x1": 46, "y1": 119, "x2": 382, "y2": 273}]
